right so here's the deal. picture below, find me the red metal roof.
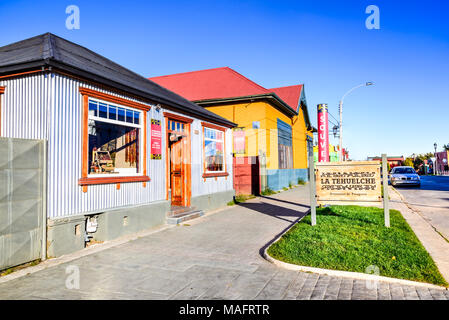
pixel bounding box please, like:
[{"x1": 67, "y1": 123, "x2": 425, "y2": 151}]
[
  {"x1": 149, "y1": 67, "x2": 303, "y2": 112},
  {"x1": 269, "y1": 85, "x2": 303, "y2": 112}
]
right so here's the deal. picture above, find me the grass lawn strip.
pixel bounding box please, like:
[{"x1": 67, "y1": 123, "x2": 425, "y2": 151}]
[{"x1": 267, "y1": 205, "x2": 447, "y2": 286}]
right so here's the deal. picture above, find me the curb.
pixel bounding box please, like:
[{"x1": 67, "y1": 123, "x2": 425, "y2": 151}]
[
  {"x1": 262, "y1": 212, "x2": 448, "y2": 291},
  {"x1": 392, "y1": 187, "x2": 449, "y2": 243}
]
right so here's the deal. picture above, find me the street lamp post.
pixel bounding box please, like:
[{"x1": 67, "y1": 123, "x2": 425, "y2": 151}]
[
  {"x1": 339, "y1": 82, "x2": 374, "y2": 161},
  {"x1": 434, "y1": 142, "x2": 437, "y2": 175}
]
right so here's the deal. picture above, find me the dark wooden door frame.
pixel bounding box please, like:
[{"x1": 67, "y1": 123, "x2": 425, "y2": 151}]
[{"x1": 164, "y1": 113, "x2": 192, "y2": 207}]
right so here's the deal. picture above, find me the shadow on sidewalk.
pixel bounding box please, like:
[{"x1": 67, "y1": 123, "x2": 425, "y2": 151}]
[
  {"x1": 237, "y1": 201, "x2": 309, "y2": 223},
  {"x1": 236, "y1": 201, "x2": 310, "y2": 261},
  {"x1": 259, "y1": 196, "x2": 310, "y2": 209}
]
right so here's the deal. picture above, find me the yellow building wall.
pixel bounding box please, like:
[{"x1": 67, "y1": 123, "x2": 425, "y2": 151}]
[
  {"x1": 205, "y1": 101, "x2": 309, "y2": 170},
  {"x1": 292, "y1": 110, "x2": 309, "y2": 169}
]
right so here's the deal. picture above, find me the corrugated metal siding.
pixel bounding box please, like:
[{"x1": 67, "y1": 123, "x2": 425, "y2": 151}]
[
  {"x1": 48, "y1": 74, "x2": 166, "y2": 218},
  {"x1": 0, "y1": 74, "x2": 50, "y2": 139},
  {"x1": 190, "y1": 118, "x2": 233, "y2": 197},
  {"x1": 0, "y1": 72, "x2": 233, "y2": 219}
]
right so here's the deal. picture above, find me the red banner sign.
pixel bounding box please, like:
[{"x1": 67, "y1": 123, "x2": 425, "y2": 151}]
[
  {"x1": 150, "y1": 119, "x2": 162, "y2": 160},
  {"x1": 233, "y1": 129, "x2": 245, "y2": 154},
  {"x1": 317, "y1": 104, "x2": 329, "y2": 162}
]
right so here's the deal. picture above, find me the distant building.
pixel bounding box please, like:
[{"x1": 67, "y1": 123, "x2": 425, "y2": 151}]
[
  {"x1": 313, "y1": 144, "x2": 348, "y2": 162},
  {"x1": 367, "y1": 156, "x2": 404, "y2": 168},
  {"x1": 150, "y1": 67, "x2": 315, "y2": 192},
  {"x1": 435, "y1": 151, "x2": 449, "y2": 174}
]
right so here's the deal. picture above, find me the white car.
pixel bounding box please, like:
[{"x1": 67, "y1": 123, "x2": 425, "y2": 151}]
[{"x1": 389, "y1": 166, "x2": 421, "y2": 187}]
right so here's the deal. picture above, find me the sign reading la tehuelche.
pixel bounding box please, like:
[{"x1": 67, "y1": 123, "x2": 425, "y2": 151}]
[{"x1": 315, "y1": 161, "x2": 381, "y2": 204}]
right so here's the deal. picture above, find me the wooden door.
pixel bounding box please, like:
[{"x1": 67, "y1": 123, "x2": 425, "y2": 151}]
[{"x1": 170, "y1": 139, "x2": 183, "y2": 206}]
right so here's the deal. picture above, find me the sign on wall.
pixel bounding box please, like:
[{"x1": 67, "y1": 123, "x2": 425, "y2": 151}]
[
  {"x1": 315, "y1": 161, "x2": 381, "y2": 204},
  {"x1": 150, "y1": 119, "x2": 162, "y2": 159},
  {"x1": 317, "y1": 104, "x2": 329, "y2": 162},
  {"x1": 233, "y1": 128, "x2": 245, "y2": 154}
]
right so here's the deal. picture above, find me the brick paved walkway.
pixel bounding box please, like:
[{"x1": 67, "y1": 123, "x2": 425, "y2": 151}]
[{"x1": 0, "y1": 186, "x2": 447, "y2": 300}]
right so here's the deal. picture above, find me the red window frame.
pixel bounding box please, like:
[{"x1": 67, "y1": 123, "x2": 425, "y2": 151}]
[
  {"x1": 201, "y1": 121, "x2": 229, "y2": 179},
  {"x1": 0, "y1": 87, "x2": 4, "y2": 136},
  {"x1": 78, "y1": 87, "x2": 151, "y2": 191}
]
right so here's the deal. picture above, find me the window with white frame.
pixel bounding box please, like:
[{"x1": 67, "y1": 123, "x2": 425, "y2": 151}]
[
  {"x1": 204, "y1": 127, "x2": 225, "y2": 172},
  {"x1": 87, "y1": 98, "x2": 143, "y2": 176}
]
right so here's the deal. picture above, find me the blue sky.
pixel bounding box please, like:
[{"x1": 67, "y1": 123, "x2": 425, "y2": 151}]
[{"x1": 1, "y1": 0, "x2": 448, "y2": 160}]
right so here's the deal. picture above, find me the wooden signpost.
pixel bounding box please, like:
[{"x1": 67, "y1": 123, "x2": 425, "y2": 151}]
[
  {"x1": 308, "y1": 148, "x2": 317, "y2": 226},
  {"x1": 381, "y1": 154, "x2": 390, "y2": 227},
  {"x1": 310, "y1": 157, "x2": 391, "y2": 227},
  {"x1": 315, "y1": 161, "x2": 382, "y2": 205}
]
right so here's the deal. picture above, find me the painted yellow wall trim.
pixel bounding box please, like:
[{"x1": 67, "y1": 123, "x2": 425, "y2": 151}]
[{"x1": 205, "y1": 100, "x2": 309, "y2": 170}]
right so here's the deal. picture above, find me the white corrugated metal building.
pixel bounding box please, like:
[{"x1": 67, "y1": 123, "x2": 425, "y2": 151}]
[{"x1": 0, "y1": 33, "x2": 235, "y2": 257}]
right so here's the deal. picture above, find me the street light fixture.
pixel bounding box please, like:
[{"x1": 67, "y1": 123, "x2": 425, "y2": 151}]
[
  {"x1": 338, "y1": 82, "x2": 374, "y2": 161},
  {"x1": 333, "y1": 125, "x2": 338, "y2": 138}
]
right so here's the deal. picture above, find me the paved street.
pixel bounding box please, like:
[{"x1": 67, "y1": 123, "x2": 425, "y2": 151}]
[
  {"x1": 394, "y1": 175, "x2": 449, "y2": 241},
  {"x1": 0, "y1": 186, "x2": 448, "y2": 300}
]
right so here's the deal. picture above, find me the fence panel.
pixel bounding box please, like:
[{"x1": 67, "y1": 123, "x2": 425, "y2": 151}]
[{"x1": 0, "y1": 137, "x2": 45, "y2": 270}]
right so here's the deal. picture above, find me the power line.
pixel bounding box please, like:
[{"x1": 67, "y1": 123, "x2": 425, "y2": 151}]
[
  {"x1": 328, "y1": 110, "x2": 340, "y2": 125},
  {"x1": 328, "y1": 119, "x2": 338, "y2": 127}
]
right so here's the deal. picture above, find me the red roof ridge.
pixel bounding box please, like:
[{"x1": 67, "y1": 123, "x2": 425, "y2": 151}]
[
  {"x1": 149, "y1": 66, "x2": 230, "y2": 80},
  {"x1": 221, "y1": 67, "x2": 270, "y2": 94},
  {"x1": 150, "y1": 66, "x2": 270, "y2": 94},
  {"x1": 269, "y1": 84, "x2": 303, "y2": 91}
]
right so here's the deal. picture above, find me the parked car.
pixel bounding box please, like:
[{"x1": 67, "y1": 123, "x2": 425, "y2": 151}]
[{"x1": 389, "y1": 166, "x2": 421, "y2": 187}]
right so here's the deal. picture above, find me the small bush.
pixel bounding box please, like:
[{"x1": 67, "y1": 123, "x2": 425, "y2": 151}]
[
  {"x1": 282, "y1": 187, "x2": 289, "y2": 191},
  {"x1": 232, "y1": 194, "x2": 256, "y2": 204},
  {"x1": 297, "y1": 178, "x2": 306, "y2": 185},
  {"x1": 261, "y1": 188, "x2": 276, "y2": 196}
]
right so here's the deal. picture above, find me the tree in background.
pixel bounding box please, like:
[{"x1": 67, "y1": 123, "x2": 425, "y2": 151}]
[
  {"x1": 404, "y1": 158, "x2": 414, "y2": 167},
  {"x1": 411, "y1": 153, "x2": 434, "y2": 173},
  {"x1": 413, "y1": 157, "x2": 423, "y2": 170},
  {"x1": 443, "y1": 144, "x2": 449, "y2": 151}
]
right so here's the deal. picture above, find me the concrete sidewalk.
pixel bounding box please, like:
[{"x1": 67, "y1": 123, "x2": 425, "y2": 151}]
[
  {"x1": 390, "y1": 187, "x2": 449, "y2": 283},
  {"x1": 0, "y1": 185, "x2": 447, "y2": 300},
  {"x1": 394, "y1": 175, "x2": 449, "y2": 241}
]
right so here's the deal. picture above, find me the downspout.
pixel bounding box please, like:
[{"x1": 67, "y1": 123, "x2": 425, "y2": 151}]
[
  {"x1": 42, "y1": 66, "x2": 52, "y2": 261},
  {"x1": 41, "y1": 139, "x2": 47, "y2": 261}
]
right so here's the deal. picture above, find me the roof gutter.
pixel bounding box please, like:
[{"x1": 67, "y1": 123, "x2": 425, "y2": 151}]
[
  {"x1": 0, "y1": 59, "x2": 236, "y2": 128},
  {"x1": 296, "y1": 87, "x2": 314, "y2": 132},
  {"x1": 3, "y1": 58, "x2": 236, "y2": 128},
  {"x1": 194, "y1": 93, "x2": 298, "y2": 118}
]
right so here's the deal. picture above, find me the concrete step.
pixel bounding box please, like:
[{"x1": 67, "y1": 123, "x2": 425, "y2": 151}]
[
  {"x1": 166, "y1": 210, "x2": 204, "y2": 225},
  {"x1": 170, "y1": 206, "x2": 195, "y2": 215}
]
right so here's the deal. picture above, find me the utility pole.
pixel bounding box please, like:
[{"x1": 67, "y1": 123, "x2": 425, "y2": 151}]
[
  {"x1": 339, "y1": 100, "x2": 343, "y2": 162},
  {"x1": 434, "y1": 142, "x2": 437, "y2": 175}
]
